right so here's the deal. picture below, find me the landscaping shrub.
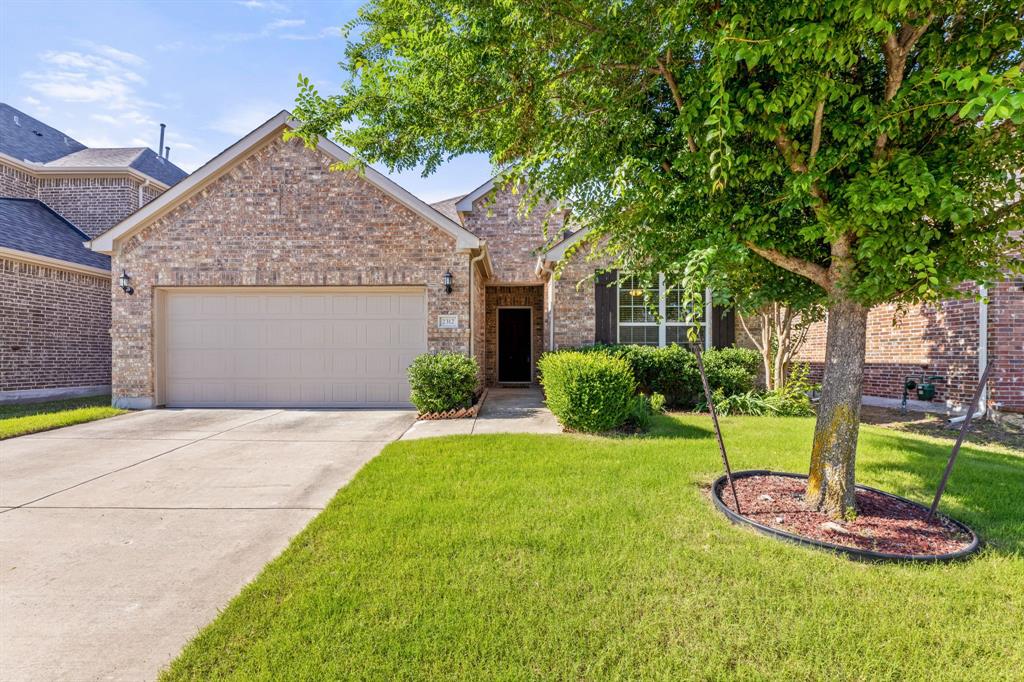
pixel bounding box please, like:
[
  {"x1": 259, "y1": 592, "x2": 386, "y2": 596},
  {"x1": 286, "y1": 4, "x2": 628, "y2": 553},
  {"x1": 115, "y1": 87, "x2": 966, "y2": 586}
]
[
  {"x1": 624, "y1": 392, "x2": 667, "y2": 431},
  {"x1": 555, "y1": 344, "x2": 757, "y2": 409},
  {"x1": 700, "y1": 347, "x2": 760, "y2": 397},
  {"x1": 708, "y1": 364, "x2": 818, "y2": 417},
  {"x1": 539, "y1": 351, "x2": 636, "y2": 432},
  {"x1": 407, "y1": 352, "x2": 479, "y2": 414}
]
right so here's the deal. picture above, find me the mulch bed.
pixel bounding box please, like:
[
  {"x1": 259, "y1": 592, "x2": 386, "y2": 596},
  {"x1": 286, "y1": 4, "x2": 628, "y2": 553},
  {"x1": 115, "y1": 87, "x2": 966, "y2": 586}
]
[
  {"x1": 718, "y1": 474, "x2": 974, "y2": 556},
  {"x1": 417, "y1": 389, "x2": 487, "y2": 420}
]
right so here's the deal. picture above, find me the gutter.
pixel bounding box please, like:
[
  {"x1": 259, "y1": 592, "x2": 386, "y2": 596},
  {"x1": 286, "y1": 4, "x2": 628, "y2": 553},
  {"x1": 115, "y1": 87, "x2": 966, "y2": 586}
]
[
  {"x1": 539, "y1": 260, "x2": 556, "y2": 350},
  {"x1": 948, "y1": 284, "x2": 988, "y2": 425},
  {"x1": 468, "y1": 243, "x2": 489, "y2": 358}
]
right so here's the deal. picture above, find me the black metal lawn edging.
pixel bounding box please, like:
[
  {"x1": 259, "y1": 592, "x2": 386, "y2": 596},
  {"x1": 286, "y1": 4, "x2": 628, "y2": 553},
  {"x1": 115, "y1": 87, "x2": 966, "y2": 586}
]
[{"x1": 711, "y1": 470, "x2": 981, "y2": 563}]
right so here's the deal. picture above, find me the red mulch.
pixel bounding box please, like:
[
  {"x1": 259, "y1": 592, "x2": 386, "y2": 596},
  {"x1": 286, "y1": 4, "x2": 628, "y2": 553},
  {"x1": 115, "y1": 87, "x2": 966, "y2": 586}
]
[{"x1": 718, "y1": 475, "x2": 974, "y2": 557}]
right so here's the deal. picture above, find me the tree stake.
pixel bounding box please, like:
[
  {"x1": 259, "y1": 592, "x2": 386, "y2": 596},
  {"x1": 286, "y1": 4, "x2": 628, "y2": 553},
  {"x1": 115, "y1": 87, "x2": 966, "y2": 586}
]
[
  {"x1": 927, "y1": 360, "x2": 994, "y2": 522},
  {"x1": 695, "y1": 344, "x2": 740, "y2": 513}
]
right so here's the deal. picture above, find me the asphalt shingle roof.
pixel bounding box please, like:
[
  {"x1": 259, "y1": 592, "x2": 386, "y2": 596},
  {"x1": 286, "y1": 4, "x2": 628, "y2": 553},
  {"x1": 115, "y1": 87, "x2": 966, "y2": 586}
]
[
  {"x1": 430, "y1": 195, "x2": 466, "y2": 224},
  {"x1": 0, "y1": 198, "x2": 110, "y2": 270},
  {"x1": 0, "y1": 102, "x2": 86, "y2": 163},
  {"x1": 1, "y1": 102, "x2": 188, "y2": 186}
]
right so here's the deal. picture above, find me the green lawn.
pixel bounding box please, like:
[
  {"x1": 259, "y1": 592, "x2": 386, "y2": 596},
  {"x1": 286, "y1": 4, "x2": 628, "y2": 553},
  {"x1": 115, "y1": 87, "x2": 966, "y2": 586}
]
[
  {"x1": 162, "y1": 415, "x2": 1023, "y2": 681},
  {"x1": 0, "y1": 395, "x2": 127, "y2": 439}
]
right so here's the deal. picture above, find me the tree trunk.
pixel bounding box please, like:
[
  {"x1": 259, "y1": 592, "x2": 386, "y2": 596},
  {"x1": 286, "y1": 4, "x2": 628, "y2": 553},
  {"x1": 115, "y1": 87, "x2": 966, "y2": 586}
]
[{"x1": 806, "y1": 294, "x2": 869, "y2": 518}]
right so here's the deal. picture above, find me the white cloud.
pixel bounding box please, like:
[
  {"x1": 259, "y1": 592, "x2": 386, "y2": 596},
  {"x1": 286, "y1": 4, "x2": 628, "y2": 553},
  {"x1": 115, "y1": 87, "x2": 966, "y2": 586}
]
[
  {"x1": 235, "y1": 0, "x2": 288, "y2": 11},
  {"x1": 82, "y1": 42, "x2": 146, "y2": 67},
  {"x1": 267, "y1": 18, "x2": 304, "y2": 29},
  {"x1": 209, "y1": 101, "x2": 281, "y2": 137},
  {"x1": 281, "y1": 25, "x2": 343, "y2": 41}
]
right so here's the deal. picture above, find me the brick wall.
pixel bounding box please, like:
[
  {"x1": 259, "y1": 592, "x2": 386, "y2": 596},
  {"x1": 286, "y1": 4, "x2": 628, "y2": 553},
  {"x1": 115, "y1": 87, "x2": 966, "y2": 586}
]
[
  {"x1": 988, "y1": 277, "x2": 1024, "y2": 411},
  {"x1": 471, "y1": 260, "x2": 487, "y2": 385},
  {"x1": 461, "y1": 188, "x2": 564, "y2": 284},
  {"x1": 37, "y1": 177, "x2": 143, "y2": 239},
  {"x1": 484, "y1": 285, "x2": 544, "y2": 385},
  {"x1": 793, "y1": 283, "x2": 1023, "y2": 412},
  {"x1": 111, "y1": 135, "x2": 471, "y2": 405},
  {"x1": 549, "y1": 240, "x2": 613, "y2": 349},
  {"x1": 0, "y1": 257, "x2": 111, "y2": 392},
  {"x1": 0, "y1": 162, "x2": 37, "y2": 198}
]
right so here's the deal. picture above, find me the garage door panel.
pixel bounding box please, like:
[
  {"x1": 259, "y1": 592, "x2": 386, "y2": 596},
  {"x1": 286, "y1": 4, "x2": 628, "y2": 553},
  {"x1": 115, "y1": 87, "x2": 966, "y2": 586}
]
[{"x1": 163, "y1": 289, "x2": 426, "y2": 407}]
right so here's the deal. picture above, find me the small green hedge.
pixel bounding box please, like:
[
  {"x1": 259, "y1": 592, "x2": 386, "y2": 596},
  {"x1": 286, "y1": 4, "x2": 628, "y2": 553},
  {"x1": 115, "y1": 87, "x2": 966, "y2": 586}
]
[
  {"x1": 539, "y1": 351, "x2": 637, "y2": 432},
  {"x1": 568, "y1": 344, "x2": 759, "y2": 408},
  {"x1": 407, "y1": 352, "x2": 479, "y2": 414}
]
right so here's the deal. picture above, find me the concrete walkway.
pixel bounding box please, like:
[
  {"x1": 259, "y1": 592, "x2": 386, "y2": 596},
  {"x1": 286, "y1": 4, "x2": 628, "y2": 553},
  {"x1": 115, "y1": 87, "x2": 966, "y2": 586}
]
[
  {"x1": 0, "y1": 408, "x2": 415, "y2": 682},
  {"x1": 401, "y1": 386, "x2": 562, "y2": 440}
]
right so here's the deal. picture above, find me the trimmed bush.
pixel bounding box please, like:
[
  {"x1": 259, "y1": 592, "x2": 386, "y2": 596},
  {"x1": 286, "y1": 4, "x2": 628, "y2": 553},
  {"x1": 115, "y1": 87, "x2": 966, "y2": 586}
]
[
  {"x1": 700, "y1": 347, "x2": 761, "y2": 397},
  {"x1": 407, "y1": 352, "x2": 479, "y2": 414},
  {"x1": 539, "y1": 351, "x2": 636, "y2": 432},
  {"x1": 557, "y1": 344, "x2": 758, "y2": 409}
]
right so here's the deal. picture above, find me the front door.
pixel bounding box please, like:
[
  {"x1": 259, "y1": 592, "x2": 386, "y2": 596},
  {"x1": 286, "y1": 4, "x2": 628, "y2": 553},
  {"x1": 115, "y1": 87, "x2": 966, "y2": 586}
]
[{"x1": 497, "y1": 307, "x2": 532, "y2": 383}]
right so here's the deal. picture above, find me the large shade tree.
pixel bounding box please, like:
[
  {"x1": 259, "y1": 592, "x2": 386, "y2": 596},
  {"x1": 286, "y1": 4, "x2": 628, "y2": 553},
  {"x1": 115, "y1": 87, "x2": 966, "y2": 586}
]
[{"x1": 292, "y1": 0, "x2": 1023, "y2": 518}]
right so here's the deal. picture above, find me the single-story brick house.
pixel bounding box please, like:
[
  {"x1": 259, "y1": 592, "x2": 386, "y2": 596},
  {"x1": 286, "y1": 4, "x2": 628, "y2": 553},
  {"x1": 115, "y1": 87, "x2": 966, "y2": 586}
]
[
  {"x1": 0, "y1": 103, "x2": 187, "y2": 402},
  {"x1": 87, "y1": 111, "x2": 733, "y2": 409}
]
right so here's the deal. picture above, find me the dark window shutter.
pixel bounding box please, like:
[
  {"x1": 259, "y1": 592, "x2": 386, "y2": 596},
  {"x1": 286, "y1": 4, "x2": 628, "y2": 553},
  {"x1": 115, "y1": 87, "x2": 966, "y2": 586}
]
[
  {"x1": 594, "y1": 269, "x2": 618, "y2": 344},
  {"x1": 710, "y1": 303, "x2": 735, "y2": 348}
]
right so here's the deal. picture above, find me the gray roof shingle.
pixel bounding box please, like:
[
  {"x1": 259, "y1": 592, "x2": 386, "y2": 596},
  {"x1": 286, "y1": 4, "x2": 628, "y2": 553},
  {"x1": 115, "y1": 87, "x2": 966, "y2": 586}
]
[
  {"x1": 430, "y1": 195, "x2": 465, "y2": 224},
  {"x1": 1, "y1": 102, "x2": 188, "y2": 186},
  {"x1": 0, "y1": 198, "x2": 110, "y2": 270},
  {"x1": 0, "y1": 102, "x2": 86, "y2": 163}
]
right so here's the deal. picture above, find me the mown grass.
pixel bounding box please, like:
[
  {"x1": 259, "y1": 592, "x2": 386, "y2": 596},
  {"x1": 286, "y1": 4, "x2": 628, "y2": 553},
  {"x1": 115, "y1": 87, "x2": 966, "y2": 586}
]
[
  {"x1": 162, "y1": 414, "x2": 1023, "y2": 681},
  {"x1": 0, "y1": 395, "x2": 126, "y2": 439}
]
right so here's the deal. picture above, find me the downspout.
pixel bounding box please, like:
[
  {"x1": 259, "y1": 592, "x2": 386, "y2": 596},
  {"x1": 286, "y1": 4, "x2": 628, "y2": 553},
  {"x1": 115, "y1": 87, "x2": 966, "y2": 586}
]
[
  {"x1": 948, "y1": 284, "x2": 988, "y2": 425},
  {"x1": 468, "y1": 243, "x2": 488, "y2": 358},
  {"x1": 540, "y1": 260, "x2": 556, "y2": 350}
]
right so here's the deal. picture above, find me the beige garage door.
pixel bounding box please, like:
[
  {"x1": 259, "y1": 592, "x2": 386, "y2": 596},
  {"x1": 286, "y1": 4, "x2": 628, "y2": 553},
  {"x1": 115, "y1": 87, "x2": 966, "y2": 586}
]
[{"x1": 161, "y1": 288, "x2": 427, "y2": 408}]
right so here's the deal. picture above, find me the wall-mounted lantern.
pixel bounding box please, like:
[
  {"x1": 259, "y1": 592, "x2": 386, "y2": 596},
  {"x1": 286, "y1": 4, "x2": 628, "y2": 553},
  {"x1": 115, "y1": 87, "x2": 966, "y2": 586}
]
[
  {"x1": 443, "y1": 270, "x2": 453, "y2": 294},
  {"x1": 118, "y1": 270, "x2": 134, "y2": 295}
]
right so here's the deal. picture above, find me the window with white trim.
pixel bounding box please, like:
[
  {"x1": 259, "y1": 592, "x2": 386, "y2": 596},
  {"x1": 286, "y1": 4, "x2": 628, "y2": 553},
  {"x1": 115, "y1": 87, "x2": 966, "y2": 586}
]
[{"x1": 617, "y1": 275, "x2": 712, "y2": 348}]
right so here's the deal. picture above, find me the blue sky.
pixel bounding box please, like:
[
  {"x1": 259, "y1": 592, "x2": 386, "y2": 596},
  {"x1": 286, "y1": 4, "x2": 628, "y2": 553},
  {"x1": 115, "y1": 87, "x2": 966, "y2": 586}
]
[{"x1": 0, "y1": 0, "x2": 490, "y2": 202}]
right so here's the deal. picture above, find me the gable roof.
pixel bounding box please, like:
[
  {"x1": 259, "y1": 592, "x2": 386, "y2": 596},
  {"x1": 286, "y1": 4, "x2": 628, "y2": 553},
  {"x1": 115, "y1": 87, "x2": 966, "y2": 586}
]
[
  {"x1": 430, "y1": 194, "x2": 465, "y2": 224},
  {"x1": 541, "y1": 225, "x2": 591, "y2": 261},
  {"x1": 0, "y1": 198, "x2": 110, "y2": 271},
  {"x1": 454, "y1": 177, "x2": 498, "y2": 213},
  {"x1": 0, "y1": 103, "x2": 188, "y2": 186},
  {"x1": 0, "y1": 102, "x2": 86, "y2": 163},
  {"x1": 88, "y1": 110, "x2": 481, "y2": 253}
]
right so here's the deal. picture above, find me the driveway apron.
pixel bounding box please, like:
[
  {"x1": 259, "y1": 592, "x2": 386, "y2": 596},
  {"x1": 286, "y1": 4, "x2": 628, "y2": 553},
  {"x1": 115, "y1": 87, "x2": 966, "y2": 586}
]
[{"x1": 0, "y1": 407, "x2": 414, "y2": 682}]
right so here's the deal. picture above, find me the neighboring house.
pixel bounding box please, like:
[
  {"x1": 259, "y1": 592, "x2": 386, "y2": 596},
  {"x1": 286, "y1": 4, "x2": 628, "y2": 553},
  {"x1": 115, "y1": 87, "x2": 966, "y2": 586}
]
[
  {"x1": 790, "y1": 278, "x2": 1023, "y2": 414},
  {"x1": 0, "y1": 103, "x2": 187, "y2": 402},
  {"x1": 87, "y1": 110, "x2": 734, "y2": 409}
]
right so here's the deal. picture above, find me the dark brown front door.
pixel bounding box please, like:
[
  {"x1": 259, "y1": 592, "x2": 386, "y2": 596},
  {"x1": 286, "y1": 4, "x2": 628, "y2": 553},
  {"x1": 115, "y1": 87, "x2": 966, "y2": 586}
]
[{"x1": 498, "y1": 308, "x2": 532, "y2": 383}]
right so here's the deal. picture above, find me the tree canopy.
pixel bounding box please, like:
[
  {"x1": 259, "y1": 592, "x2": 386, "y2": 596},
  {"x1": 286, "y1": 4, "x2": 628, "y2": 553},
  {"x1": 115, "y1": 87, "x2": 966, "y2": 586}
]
[{"x1": 292, "y1": 0, "x2": 1022, "y2": 313}]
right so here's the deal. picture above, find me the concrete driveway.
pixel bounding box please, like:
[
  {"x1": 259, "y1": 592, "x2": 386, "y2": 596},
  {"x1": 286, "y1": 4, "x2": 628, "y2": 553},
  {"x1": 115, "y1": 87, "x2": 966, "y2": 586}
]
[{"x1": 0, "y1": 407, "x2": 415, "y2": 682}]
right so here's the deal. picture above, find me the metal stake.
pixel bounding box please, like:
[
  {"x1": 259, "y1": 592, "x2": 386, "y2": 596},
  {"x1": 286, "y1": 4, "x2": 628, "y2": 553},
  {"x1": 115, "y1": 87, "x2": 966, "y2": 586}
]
[
  {"x1": 694, "y1": 344, "x2": 740, "y2": 514},
  {"x1": 927, "y1": 360, "x2": 993, "y2": 522}
]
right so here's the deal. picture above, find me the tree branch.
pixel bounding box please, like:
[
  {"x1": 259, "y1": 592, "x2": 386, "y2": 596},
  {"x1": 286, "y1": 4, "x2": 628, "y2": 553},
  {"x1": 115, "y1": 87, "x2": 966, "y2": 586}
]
[
  {"x1": 745, "y1": 241, "x2": 832, "y2": 291},
  {"x1": 656, "y1": 56, "x2": 698, "y2": 153},
  {"x1": 875, "y1": 14, "x2": 936, "y2": 158},
  {"x1": 810, "y1": 100, "x2": 825, "y2": 161}
]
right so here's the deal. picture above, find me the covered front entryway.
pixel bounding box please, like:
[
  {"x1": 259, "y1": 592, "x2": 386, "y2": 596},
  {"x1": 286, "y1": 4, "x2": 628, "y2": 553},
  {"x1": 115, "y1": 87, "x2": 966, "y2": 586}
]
[
  {"x1": 158, "y1": 288, "x2": 427, "y2": 407},
  {"x1": 484, "y1": 285, "x2": 544, "y2": 385},
  {"x1": 497, "y1": 307, "x2": 533, "y2": 383}
]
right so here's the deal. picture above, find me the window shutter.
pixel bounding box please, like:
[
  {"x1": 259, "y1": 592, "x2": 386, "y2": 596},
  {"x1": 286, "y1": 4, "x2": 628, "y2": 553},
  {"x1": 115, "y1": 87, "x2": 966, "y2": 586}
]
[
  {"x1": 594, "y1": 269, "x2": 618, "y2": 344},
  {"x1": 710, "y1": 303, "x2": 735, "y2": 348}
]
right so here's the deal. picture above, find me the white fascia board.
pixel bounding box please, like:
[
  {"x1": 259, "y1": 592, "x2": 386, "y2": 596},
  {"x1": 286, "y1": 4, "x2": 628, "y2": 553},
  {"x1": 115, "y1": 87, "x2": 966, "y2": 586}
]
[
  {"x1": 454, "y1": 177, "x2": 497, "y2": 213},
  {"x1": 0, "y1": 152, "x2": 170, "y2": 191},
  {"x1": 88, "y1": 110, "x2": 478, "y2": 253},
  {"x1": 542, "y1": 225, "x2": 592, "y2": 262},
  {"x1": 0, "y1": 246, "x2": 111, "y2": 277}
]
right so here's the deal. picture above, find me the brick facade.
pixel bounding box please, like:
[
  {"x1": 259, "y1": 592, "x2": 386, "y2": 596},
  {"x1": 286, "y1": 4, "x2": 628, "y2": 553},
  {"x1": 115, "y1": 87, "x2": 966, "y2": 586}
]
[
  {"x1": 0, "y1": 257, "x2": 111, "y2": 392},
  {"x1": 37, "y1": 176, "x2": 145, "y2": 239},
  {"x1": 484, "y1": 285, "x2": 544, "y2": 384},
  {"x1": 109, "y1": 135, "x2": 471, "y2": 406},
  {"x1": 461, "y1": 188, "x2": 564, "y2": 284},
  {"x1": 1, "y1": 163, "x2": 37, "y2": 199},
  {"x1": 790, "y1": 281, "x2": 1023, "y2": 412}
]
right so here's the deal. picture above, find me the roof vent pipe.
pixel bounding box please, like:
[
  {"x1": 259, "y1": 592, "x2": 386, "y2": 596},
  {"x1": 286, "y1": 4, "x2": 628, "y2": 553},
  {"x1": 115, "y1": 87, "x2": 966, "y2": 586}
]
[
  {"x1": 165, "y1": 146, "x2": 170, "y2": 161},
  {"x1": 158, "y1": 123, "x2": 166, "y2": 159}
]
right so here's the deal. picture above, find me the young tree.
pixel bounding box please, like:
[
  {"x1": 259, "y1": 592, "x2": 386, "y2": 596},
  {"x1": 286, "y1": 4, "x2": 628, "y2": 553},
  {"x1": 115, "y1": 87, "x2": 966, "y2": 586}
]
[
  {"x1": 739, "y1": 304, "x2": 821, "y2": 392},
  {"x1": 291, "y1": 1, "x2": 1023, "y2": 518}
]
